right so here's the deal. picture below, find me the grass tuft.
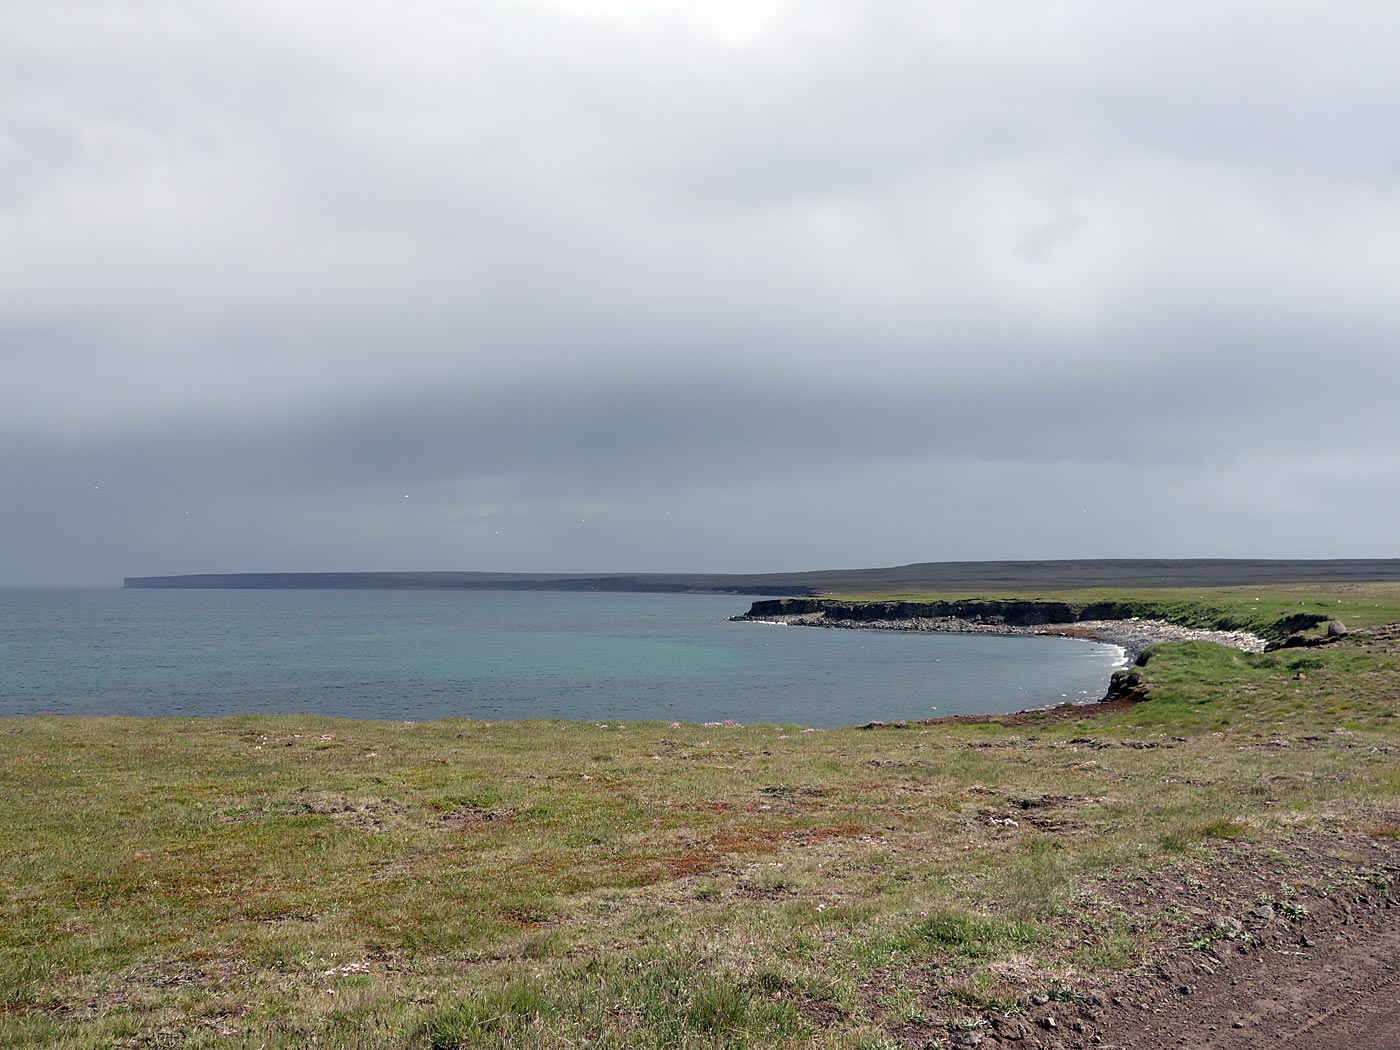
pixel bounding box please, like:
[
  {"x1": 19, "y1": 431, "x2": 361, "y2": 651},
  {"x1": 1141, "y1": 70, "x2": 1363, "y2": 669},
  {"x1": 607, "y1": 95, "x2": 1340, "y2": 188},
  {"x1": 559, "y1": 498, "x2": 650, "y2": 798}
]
[{"x1": 428, "y1": 981, "x2": 559, "y2": 1048}]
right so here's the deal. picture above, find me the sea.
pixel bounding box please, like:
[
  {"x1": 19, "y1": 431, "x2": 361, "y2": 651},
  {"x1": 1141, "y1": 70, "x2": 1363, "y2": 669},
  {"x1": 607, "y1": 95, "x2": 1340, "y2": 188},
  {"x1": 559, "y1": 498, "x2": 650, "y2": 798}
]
[{"x1": 0, "y1": 588, "x2": 1126, "y2": 728}]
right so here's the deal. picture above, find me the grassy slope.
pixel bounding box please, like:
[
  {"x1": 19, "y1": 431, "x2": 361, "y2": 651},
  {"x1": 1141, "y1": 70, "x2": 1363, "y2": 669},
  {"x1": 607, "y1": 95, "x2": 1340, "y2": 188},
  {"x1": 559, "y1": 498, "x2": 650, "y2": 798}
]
[{"x1": 2, "y1": 586, "x2": 1399, "y2": 1048}]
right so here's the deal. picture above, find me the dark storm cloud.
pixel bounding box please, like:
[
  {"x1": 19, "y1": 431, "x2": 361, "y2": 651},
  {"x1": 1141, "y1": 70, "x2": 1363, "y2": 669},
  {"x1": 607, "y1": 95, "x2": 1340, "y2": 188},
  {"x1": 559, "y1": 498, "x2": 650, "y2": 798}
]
[{"x1": 3, "y1": 1, "x2": 1400, "y2": 583}]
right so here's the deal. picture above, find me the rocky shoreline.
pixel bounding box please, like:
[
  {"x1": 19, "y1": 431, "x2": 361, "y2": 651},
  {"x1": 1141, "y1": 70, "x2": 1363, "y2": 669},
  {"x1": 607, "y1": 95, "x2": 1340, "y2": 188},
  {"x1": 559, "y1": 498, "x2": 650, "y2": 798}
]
[{"x1": 734, "y1": 611, "x2": 1267, "y2": 663}]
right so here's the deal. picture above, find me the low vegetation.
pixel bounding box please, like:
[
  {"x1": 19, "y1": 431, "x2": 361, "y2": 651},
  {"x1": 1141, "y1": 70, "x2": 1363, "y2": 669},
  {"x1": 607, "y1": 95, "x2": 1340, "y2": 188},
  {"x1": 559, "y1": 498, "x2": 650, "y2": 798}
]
[{"x1": 3, "y1": 585, "x2": 1399, "y2": 1047}]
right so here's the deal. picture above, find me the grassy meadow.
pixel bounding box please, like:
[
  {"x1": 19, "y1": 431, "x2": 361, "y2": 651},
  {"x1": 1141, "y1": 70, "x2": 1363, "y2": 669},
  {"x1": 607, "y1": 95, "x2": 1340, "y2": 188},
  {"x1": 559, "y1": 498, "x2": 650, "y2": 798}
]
[{"x1": 2, "y1": 585, "x2": 1399, "y2": 1047}]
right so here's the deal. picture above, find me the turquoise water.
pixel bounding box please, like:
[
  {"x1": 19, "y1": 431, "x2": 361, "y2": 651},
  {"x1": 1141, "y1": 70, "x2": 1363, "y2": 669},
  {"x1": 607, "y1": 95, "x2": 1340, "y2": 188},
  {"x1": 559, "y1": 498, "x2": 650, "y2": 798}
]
[{"x1": 0, "y1": 589, "x2": 1124, "y2": 727}]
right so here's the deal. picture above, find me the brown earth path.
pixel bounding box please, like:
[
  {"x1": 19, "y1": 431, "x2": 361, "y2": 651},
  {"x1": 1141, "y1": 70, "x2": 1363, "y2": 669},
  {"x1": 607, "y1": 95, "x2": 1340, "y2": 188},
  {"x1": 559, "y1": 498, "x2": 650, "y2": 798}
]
[
  {"x1": 1095, "y1": 898, "x2": 1398, "y2": 1049},
  {"x1": 1281, "y1": 962, "x2": 1400, "y2": 1050},
  {"x1": 945, "y1": 886, "x2": 1399, "y2": 1050}
]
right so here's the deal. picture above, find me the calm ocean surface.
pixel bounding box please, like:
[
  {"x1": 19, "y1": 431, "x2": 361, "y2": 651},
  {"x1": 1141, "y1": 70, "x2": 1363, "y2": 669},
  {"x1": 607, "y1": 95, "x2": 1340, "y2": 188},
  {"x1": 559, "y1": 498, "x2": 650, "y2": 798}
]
[{"x1": 0, "y1": 589, "x2": 1125, "y2": 727}]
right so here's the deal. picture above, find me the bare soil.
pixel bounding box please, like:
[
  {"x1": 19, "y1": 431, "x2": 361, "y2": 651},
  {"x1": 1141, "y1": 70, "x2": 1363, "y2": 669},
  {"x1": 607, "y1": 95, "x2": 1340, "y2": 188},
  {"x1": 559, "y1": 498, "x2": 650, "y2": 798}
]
[
  {"x1": 1091, "y1": 883, "x2": 1399, "y2": 1050},
  {"x1": 888, "y1": 828, "x2": 1400, "y2": 1050},
  {"x1": 904, "y1": 695, "x2": 1145, "y2": 729}
]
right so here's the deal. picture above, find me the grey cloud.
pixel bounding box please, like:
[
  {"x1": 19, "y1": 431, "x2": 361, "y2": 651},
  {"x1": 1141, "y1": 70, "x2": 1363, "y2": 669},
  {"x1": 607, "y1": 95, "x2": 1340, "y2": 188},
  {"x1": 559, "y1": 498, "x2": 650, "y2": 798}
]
[{"x1": 3, "y1": 0, "x2": 1399, "y2": 584}]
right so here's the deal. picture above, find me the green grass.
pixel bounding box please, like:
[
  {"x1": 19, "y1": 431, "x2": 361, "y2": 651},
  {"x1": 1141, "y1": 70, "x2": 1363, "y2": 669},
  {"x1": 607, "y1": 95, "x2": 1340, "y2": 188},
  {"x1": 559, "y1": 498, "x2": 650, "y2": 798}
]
[{"x1": 3, "y1": 584, "x2": 1400, "y2": 1046}]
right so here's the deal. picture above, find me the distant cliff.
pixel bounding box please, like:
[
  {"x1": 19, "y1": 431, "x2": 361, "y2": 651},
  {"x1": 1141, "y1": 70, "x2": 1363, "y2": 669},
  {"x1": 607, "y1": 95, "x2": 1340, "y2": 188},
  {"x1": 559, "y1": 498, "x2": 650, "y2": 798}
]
[
  {"x1": 122, "y1": 572, "x2": 813, "y2": 596},
  {"x1": 123, "y1": 559, "x2": 1400, "y2": 595},
  {"x1": 739, "y1": 597, "x2": 1115, "y2": 626}
]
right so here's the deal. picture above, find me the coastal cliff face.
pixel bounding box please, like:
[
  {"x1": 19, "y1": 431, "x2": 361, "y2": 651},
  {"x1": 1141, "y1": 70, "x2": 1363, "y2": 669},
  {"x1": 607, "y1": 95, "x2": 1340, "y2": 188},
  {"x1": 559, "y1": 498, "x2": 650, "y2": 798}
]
[
  {"x1": 738, "y1": 597, "x2": 1331, "y2": 646},
  {"x1": 740, "y1": 598, "x2": 1112, "y2": 626}
]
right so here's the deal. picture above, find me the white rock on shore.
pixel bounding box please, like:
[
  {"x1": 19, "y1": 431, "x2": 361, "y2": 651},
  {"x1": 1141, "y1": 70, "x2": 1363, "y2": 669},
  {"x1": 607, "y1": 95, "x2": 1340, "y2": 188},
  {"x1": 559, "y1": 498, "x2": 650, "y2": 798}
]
[{"x1": 741, "y1": 613, "x2": 1266, "y2": 661}]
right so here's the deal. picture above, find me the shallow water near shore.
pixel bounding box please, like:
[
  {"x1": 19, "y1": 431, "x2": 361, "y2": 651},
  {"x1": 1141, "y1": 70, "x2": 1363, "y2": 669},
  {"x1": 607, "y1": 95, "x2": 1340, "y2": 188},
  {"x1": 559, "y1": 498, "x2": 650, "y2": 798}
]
[{"x1": 0, "y1": 589, "x2": 1124, "y2": 726}]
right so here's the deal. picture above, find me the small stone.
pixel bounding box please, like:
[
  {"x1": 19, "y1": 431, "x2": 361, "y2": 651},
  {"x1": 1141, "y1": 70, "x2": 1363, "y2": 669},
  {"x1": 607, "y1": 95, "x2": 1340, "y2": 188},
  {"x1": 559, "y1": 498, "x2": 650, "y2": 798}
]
[
  {"x1": 951, "y1": 1032, "x2": 983, "y2": 1048},
  {"x1": 1040, "y1": 1015, "x2": 1057, "y2": 1029},
  {"x1": 1031, "y1": 994, "x2": 1050, "y2": 1006},
  {"x1": 992, "y1": 1016, "x2": 1034, "y2": 1041},
  {"x1": 1233, "y1": 1020, "x2": 1246, "y2": 1029},
  {"x1": 1327, "y1": 620, "x2": 1348, "y2": 637},
  {"x1": 1251, "y1": 904, "x2": 1276, "y2": 921},
  {"x1": 1211, "y1": 916, "x2": 1245, "y2": 938}
]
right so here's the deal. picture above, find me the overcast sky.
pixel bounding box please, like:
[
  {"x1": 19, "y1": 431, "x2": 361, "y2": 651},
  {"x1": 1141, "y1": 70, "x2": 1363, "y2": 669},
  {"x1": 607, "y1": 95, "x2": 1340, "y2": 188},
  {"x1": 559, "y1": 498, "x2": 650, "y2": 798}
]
[{"x1": 3, "y1": 1, "x2": 1399, "y2": 585}]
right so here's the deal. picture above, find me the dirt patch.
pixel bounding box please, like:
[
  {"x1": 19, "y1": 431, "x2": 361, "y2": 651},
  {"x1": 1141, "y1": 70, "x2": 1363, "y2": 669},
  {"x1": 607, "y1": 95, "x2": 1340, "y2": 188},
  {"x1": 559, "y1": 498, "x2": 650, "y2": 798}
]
[
  {"x1": 869, "y1": 826, "x2": 1399, "y2": 1049},
  {"x1": 437, "y1": 803, "x2": 515, "y2": 829},
  {"x1": 620, "y1": 822, "x2": 873, "y2": 884},
  {"x1": 910, "y1": 696, "x2": 1145, "y2": 730},
  {"x1": 220, "y1": 788, "x2": 412, "y2": 831},
  {"x1": 1091, "y1": 886, "x2": 1400, "y2": 1050}
]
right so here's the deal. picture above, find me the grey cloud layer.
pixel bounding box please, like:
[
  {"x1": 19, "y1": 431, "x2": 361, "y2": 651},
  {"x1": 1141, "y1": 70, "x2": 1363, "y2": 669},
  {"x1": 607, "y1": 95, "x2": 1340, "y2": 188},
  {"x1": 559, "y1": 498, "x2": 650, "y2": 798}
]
[{"x1": 3, "y1": 1, "x2": 1398, "y2": 583}]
